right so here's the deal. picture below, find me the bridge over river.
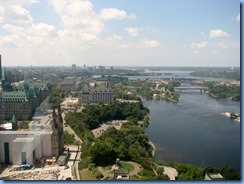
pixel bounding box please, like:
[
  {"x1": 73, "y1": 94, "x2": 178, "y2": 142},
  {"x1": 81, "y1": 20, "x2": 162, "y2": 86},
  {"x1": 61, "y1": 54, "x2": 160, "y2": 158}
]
[{"x1": 175, "y1": 86, "x2": 208, "y2": 93}]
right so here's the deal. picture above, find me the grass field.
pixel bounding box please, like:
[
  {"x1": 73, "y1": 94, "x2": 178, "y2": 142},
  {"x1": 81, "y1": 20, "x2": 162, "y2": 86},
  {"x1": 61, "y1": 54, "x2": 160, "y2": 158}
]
[
  {"x1": 120, "y1": 162, "x2": 134, "y2": 172},
  {"x1": 108, "y1": 161, "x2": 135, "y2": 175}
]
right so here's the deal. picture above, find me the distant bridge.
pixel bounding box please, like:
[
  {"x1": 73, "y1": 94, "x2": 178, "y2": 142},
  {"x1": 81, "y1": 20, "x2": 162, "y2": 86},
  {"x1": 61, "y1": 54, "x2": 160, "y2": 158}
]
[{"x1": 175, "y1": 86, "x2": 208, "y2": 93}]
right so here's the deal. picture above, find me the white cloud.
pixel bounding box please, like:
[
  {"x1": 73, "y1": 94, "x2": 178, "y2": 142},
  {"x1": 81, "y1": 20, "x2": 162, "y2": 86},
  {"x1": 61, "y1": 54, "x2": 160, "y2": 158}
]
[
  {"x1": 125, "y1": 27, "x2": 140, "y2": 37},
  {"x1": 209, "y1": 29, "x2": 230, "y2": 38},
  {"x1": 107, "y1": 34, "x2": 122, "y2": 42},
  {"x1": 1, "y1": 23, "x2": 58, "y2": 49},
  {"x1": 141, "y1": 39, "x2": 161, "y2": 48},
  {"x1": 99, "y1": 8, "x2": 136, "y2": 20},
  {"x1": 216, "y1": 42, "x2": 240, "y2": 49},
  {"x1": 191, "y1": 41, "x2": 208, "y2": 49},
  {"x1": 236, "y1": 14, "x2": 240, "y2": 21},
  {"x1": 0, "y1": 0, "x2": 37, "y2": 24},
  {"x1": 47, "y1": 0, "x2": 136, "y2": 46},
  {"x1": 48, "y1": 0, "x2": 103, "y2": 34},
  {"x1": 218, "y1": 42, "x2": 229, "y2": 49}
]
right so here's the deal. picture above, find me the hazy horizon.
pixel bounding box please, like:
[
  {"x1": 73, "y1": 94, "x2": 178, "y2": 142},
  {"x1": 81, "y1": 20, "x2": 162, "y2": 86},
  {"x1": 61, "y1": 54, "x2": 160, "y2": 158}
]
[{"x1": 3, "y1": 65, "x2": 240, "y2": 69}]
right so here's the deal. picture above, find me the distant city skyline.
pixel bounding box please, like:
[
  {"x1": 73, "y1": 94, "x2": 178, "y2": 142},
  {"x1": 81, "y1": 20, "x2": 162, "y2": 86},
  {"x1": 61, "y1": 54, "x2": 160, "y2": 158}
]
[{"x1": 0, "y1": 0, "x2": 240, "y2": 67}]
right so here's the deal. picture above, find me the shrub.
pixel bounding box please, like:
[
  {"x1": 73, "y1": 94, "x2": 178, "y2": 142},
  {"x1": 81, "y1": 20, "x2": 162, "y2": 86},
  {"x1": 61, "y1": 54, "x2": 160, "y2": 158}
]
[
  {"x1": 88, "y1": 163, "x2": 96, "y2": 171},
  {"x1": 92, "y1": 168, "x2": 103, "y2": 180},
  {"x1": 138, "y1": 169, "x2": 155, "y2": 177},
  {"x1": 78, "y1": 156, "x2": 92, "y2": 170}
]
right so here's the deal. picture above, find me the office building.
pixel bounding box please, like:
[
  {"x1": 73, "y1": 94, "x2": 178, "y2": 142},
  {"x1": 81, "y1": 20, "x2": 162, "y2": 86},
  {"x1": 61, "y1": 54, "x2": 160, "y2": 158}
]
[
  {"x1": 0, "y1": 107, "x2": 63, "y2": 165},
  {"x1": 78, "y1": 83, "x2": 114, "y2": 104}
]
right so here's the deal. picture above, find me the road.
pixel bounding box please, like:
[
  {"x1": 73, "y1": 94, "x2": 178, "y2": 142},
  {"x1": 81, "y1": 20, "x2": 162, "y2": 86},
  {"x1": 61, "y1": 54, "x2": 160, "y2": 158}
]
[
  {"x1": 62, "y1": 113, "x2": 83, "y2": 144},
  {"x1": 62, "y1": 113, "x2": 83, "y2": 180}
]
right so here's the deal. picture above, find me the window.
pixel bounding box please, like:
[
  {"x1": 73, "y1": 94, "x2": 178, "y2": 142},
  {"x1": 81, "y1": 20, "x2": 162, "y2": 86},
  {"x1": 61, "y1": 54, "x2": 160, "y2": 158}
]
[
  {"x1": 4, "y1": 142, "x2": 10, "y2": 164},
  {"x1": 21, "y1": 152, "x2": 27, "y2": 164}
]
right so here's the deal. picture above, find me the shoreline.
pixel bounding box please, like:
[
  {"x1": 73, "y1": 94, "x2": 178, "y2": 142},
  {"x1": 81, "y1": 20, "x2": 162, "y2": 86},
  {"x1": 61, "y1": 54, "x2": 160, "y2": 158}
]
[{"x1": 149, "y1": 140, "x2": 156, "y2": 157}]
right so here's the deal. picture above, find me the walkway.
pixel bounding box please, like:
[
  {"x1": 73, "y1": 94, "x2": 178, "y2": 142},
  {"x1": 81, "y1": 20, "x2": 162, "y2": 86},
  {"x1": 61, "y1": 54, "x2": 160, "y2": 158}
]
[
  {"x1": 163, "y1": 166, "x2": 178, "y2": 180},
  {"x1": 97, "y1": 161, "x2": 142, "y2": 179},
  {"x1": 62, "y1": 113, "x2": 83, "y2": 180},
  {"x1": 62, "y1": 113, "x2": 83, "y2": 144}
]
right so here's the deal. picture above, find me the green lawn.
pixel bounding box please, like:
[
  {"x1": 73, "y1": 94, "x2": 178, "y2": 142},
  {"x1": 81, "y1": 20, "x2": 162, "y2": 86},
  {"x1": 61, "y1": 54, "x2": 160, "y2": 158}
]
[
  {"x1": 107, "y1": 161, "x2": 135, "y2": 175},
  {"x1": 120, "y1": 162, "x2": 134, "y2": 172}
]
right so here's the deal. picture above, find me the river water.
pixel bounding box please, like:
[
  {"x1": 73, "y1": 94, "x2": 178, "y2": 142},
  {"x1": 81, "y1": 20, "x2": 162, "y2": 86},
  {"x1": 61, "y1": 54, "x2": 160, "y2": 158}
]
[
  {"x1": 126, "y1": 70, "x2": 241, "y2": 170},
  {"x1": 143, "y1": 91, "x2": 240, "y2": 171}
]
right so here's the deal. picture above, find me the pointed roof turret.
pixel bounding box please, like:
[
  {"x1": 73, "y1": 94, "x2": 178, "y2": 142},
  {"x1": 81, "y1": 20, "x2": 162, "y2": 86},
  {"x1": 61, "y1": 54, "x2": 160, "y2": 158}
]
[
  {"x1": 11, "y1": 114, "x2": 17, "y2": 124},
  {"x1": 52, "y1": 108, "x2": 57, "y2": 118},
  {"x1": 58, "y1": 104, "x2": 61, "y2": 114},
  {"x1": 11, "y1": 114, "x2": 18, "y2": 130},
  {"x1": 2, "y1": 67, "x2": 7, "y2": 80}
]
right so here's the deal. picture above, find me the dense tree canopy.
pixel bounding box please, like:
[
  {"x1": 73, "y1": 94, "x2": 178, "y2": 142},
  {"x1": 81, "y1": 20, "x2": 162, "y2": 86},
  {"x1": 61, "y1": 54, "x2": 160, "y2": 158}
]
[
  {"x1": 190, "y1": 71, "x2": 240, "y2": 80},
  {"x1": 89, "y1": 123, "x2": 153, "y2": 166},
  {"x1": 204, "y1": 166, "x2": 240, "y2": 180},
  {"x1": 66, "y1": 101, "x2": 149, "y2": 130},
  {"x1": 65, "y1": 101, "x2": 152, "y2": 169},
  {"x1": 204, "y1": 82, "x2": 240, "y2": 101}
]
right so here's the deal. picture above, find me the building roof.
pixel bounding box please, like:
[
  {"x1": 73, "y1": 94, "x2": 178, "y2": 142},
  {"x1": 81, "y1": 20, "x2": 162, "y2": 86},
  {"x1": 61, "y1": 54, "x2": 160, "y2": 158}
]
[
  {"x1": 208, "y1": 173, "x2": 224, "y2": 179},
  {"x1": 2, "y1": 91, "x2": 29, "y2": 101},
  {"x1": 0, "y1": 130, "x2": 52, "y2": 135},
  {"x1": 80, "y1": 84, "x2": 114, "y2": 94},
  {"x1": 0, "y1": 123, "x2": 12, "y2": 130},
  {"x1": 205, "y1": 173, "x2": 224, "y2": 180},
  {"x1": 13, "y1": 137, "x2": 34, "y2": 143},
  {"x1": 2, "y1": 80, "x2": 51, "y2": 101}
]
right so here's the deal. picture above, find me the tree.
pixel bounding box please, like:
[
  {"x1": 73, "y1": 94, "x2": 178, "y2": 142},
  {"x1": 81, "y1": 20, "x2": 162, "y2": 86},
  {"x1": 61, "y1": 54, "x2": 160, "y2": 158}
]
[
  {"x1": 89, "y1": 141, "x2": 116, "y2": 165},
  {"x1": 63, "y1": 131, "x2": 76, "y2": 144},
  {"x1": 219, "y1": 166, "x2": 240, "y2": 180},
  {"x1": 18, "y1": 121, "x2": 29, "y2": 130}
]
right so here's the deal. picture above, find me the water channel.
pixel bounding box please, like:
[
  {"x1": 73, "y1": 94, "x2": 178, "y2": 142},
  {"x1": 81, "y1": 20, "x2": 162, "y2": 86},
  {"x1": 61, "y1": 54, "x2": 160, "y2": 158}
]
[
  {"x1": 143, "y1": 91, "x2": 240, "y2": 171},
  {"x1": 125, "y1": 70, "x2": 241, "y2": 171}
]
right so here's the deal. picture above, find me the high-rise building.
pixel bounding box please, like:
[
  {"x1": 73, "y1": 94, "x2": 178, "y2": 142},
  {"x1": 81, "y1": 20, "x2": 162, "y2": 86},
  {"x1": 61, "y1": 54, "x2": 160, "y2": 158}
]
[
  {"x1": 0, "y1": 54, "x2": 2, "y2": 80},
  {"x1": 72, "y1": 64, "x2": 76, "y2": 70},
  {"x1": 0, "y1": 54, "x2": 3, "y2": 124}
]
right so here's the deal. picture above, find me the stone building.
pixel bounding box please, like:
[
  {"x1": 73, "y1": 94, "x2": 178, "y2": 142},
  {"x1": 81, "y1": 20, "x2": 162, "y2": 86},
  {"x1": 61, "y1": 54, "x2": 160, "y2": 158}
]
[
  {"x1": 58, "y1": 77, "x2": 82, "y2": 91},
  {"x1": 0, "y1": 107, "x2": 64, "y2": 165},
  {"x1": 51, "y1": 106, "x2": 64, "y2": 157},
  {"x1": 0, "y1": 80, "x2": 51, "y2": 121},
  {"x1": 78, "y1": 83, "x2": 114, "y2": 104}
]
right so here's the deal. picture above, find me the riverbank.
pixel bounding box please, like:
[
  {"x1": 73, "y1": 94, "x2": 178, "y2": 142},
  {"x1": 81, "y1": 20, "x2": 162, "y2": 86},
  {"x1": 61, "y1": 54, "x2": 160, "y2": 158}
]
[{"x1": 149, "y1": 140, "x2": 156, "y2": 156}]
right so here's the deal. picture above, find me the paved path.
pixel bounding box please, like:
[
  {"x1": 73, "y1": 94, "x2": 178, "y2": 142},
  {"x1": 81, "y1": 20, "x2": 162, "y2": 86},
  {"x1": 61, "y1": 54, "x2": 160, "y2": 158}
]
[
  {"x1": 62, "y1": 113, "x2": 83, "y2": 180},
  {"x1": 163, "y1": 166, "x2": 178, "y2": 180},
  {"x1": 126, "y1": 161, "x2": 142, "y2": 176},
  {"x1": 97, "y1": 161, "x2": 142, "y2": 180},
  {"x1": 62, "y1": 113, "x2": 83, "y2": 144}
]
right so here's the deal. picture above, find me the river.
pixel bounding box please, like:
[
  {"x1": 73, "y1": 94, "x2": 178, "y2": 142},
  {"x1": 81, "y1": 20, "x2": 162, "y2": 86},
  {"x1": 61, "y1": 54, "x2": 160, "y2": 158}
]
[{"x1": 143, "y1": 91, "x2": 240, "y2": 171}]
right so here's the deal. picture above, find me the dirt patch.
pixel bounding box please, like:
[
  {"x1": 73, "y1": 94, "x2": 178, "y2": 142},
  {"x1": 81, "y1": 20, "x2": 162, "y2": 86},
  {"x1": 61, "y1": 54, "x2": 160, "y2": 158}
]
[{"x1": 79, "y1": 168, "x2": 96, "y2": 180}]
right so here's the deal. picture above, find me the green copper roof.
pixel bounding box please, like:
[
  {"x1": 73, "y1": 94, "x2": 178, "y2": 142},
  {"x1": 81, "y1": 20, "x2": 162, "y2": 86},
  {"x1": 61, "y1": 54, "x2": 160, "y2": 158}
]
[{"x1": 2, "y1": 91, "x2": 29, "y2": 101}]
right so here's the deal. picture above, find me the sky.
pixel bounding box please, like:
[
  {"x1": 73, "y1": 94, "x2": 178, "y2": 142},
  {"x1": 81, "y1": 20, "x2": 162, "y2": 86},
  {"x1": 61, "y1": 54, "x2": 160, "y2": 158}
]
[{"x1": 0, "y1": 0, "x2": 240, "y2": 67}]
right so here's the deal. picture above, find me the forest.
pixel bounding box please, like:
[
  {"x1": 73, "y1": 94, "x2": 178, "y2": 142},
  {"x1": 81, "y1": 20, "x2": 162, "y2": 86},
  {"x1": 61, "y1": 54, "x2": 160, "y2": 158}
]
[
  {"x1": 204, "y1": 82, "x2": 240, "y2": 101},
  {"x1": 190, "y1": 70, "x2": 240, "y2": 80},
  {"x1": 64, "y1": 100, "x2": 153, "y2": 171}
]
